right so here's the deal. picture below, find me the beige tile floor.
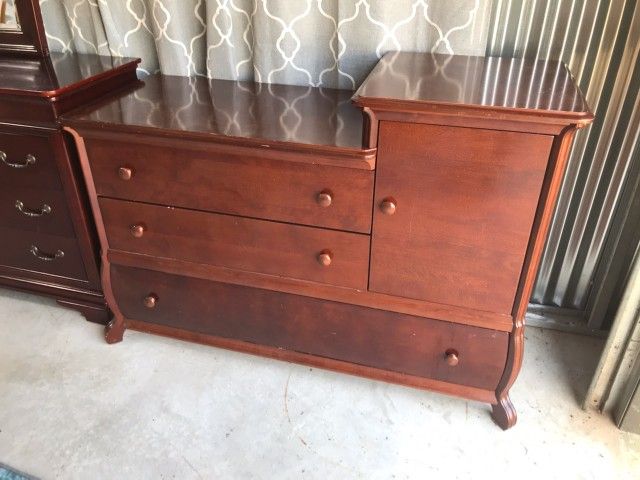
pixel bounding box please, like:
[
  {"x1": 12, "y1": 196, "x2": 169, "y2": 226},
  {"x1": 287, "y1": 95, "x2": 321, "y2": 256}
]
[{"x1": 1, "y1": 287, "x2": 639, "y2": 479}]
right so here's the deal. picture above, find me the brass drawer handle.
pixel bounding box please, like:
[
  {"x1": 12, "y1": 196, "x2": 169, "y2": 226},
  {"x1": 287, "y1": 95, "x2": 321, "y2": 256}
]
[
  {"x1": 30, "y1": 245, "x2": 64, "y2": 261},
  {"x1": 1, "y1": 151, "x2": 36, "y2": 169},
  {"x1": 15, "y1": 200, "x2": 52, "y2": 217}
]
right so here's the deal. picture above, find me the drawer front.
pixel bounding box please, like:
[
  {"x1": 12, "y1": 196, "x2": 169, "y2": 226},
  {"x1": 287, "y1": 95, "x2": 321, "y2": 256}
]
[
  {"x1": 101, "y1": 198, "x2": 370, "y2": 290},
  {"x1": 0, "y1": 130, "x2": 62, "y2": 190},
  {"x1": 112, "y1": 265, "x2": 509, "y2": 390},
  {"x1": 0, "y1": 186, "x2": 75, "y2": 236},
  {"x1": 371, "y1": 122, "x2": 553, "y2": 314},
  {"x1": 85, "y1": 138, "x2": 374, "y2": 233},
  {"x1": 0, "y1": 226, "x2": 88, "y2": 281}
]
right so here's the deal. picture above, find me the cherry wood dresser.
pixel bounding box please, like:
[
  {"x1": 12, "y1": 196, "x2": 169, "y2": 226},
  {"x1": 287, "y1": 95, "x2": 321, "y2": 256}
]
[
  {"x1": 0, "y1": 52, "x2": 139, "y2": 321},
  {"x1": 63, "y1": 52, "x2": 592, "y2": 429}
]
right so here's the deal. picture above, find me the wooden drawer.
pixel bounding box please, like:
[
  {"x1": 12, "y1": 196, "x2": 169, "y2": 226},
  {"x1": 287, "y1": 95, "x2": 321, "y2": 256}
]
[
  {"x1": 0, "y1": 226, "x2": 88, "y2": 281},
  {"x1": 85, "y1": 138, "x2": 374, "y2": 233},
  {"x1": 0, "y1": 185, "x2": 75, "y2": 236},
  {"x1": 111, "y1": 265, "x2": 509, "y2": 390},
  {"x1": 0, "y1": 129, "x2": 62, "y2": 190},
  {"x1": 100, "y1": 198, "x2": 370, "y2": 290},
  {"x1": 370, "y1": 122, "x2": 553, "y2": 314}
]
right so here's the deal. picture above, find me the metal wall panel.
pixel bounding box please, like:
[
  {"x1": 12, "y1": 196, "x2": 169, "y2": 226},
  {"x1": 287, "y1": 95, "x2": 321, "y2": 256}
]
[{"x1": 486, "y1": 1, "x2": 640, "y2": 327}]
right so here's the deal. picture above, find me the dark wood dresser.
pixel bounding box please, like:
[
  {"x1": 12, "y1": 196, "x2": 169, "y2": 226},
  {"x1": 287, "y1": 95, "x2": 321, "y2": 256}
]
[
  {"x1": 63, "y1": 52, "x2": 592, "y2": 429},
  {"x1": 0, "y1": 52, "x2": 139, "y2": 321}
]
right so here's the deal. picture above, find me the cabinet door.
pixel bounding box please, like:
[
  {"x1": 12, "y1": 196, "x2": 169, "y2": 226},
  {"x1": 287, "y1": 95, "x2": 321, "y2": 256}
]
[{"x1": 370, "y1": 122, "x2": 553, "y2": 315}]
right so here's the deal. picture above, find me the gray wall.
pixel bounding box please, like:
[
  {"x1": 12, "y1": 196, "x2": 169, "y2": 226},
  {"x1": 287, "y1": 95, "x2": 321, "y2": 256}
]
[{"x1": 487, "y1": 0, "x2": 640, "y2": 330}]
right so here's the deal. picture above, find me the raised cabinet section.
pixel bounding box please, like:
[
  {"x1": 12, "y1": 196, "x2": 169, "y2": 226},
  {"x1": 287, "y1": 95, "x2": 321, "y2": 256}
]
[{"x1": 369, "y1": 122, "x2": 553, "y2": 314}]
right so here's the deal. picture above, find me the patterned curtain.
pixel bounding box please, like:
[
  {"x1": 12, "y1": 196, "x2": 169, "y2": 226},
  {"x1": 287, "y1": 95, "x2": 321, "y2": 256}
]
[{"x1": 40, "y1": 0, "x2": 491, "y2": 89}]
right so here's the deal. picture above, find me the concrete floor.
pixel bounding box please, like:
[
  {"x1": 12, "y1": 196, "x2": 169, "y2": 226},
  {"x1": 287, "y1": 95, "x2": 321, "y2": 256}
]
[{"x1": 1, "y1": 288, "x2": 639, "y2": 479}]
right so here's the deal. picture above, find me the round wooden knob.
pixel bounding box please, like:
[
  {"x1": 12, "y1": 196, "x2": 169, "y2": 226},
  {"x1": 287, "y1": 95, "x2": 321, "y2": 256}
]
[
  {"x1": 317, "y1": 250, "x2": 333, "y2": 266},
  {"x1": 445, "y1": 349, "x2": 459, "y2": 366},
  {"x1": 130, "y1": 224, "x2": 145, "y2": 238},
  {"x1": 317, "y1": 190, "x2": 333, "y2": 207},
  {"x1": 118, "y1": 167, "x2": 133, "y2": 180},
  {"x1": 380, "y1": 197, "x2": 397, "y2": 215},
  {"x1": 144, "y1": 294, "x2": 158, "y2": 309}
]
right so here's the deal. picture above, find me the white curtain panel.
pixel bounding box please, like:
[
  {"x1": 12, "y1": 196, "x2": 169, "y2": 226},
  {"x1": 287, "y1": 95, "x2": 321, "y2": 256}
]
[{"x1": 40, "y1": 0, "x2": 491, "y2": 89}]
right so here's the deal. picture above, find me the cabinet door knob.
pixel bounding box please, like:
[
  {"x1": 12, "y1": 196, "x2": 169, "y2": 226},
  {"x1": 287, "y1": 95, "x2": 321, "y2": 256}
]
[
  {"x1": 445, "y1": 349, "x2": 459, "y2": 366},
  {"x1": 380, "y1": 197, "x2": 397, "y2": 215},
  {"x1": 317, "y1": 190, "x2": 333, "y2": 207},
  {"x1": 130, "y1": 224, "x2": 146, "y2": 238},
  {"x1": 317, "y1": 250, "x2": 333, "y2": 266},
  {"x1": 118, "y1": 167, "x2": 133, "y2": 180},
  {"x1": 144, "y1": 294, "x2": 158, "y2": 308}
]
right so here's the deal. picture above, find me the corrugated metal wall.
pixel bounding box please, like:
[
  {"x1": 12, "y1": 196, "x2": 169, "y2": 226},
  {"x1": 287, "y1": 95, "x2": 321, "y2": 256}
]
[{"x1": 486, "y1": 0, "x2": 640, "y2": 328}]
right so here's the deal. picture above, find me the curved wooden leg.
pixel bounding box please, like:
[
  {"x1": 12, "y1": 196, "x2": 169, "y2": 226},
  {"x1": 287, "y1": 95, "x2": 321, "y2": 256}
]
[
  {"x1": 98, "y1": 252, "x2": 127, "y2": 344},
  {"x1": 493, "y1": 319, "x2": 524, "y2": 430},
  {"x1": 492, "y1": 394, "x2": 517, "y2": 430},
  {"x1": 104, "y1": 315, "x2": 125, "y2": 344}
]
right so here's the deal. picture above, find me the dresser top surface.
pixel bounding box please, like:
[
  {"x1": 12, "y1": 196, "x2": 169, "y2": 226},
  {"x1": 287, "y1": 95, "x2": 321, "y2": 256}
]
[
  {"x1": 354, "y1": 52, "x2": 592, "y2": 122},
  {"x1": 64, "y1": 74, "x2": 367, "y2": 151},
  {"x1": 0, "y1": 52, "x2": 139, "y2": 97}
]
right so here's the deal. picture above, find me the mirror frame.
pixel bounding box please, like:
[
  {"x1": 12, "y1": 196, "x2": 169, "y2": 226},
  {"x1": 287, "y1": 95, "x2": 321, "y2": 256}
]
[{"x1": 0, "y1": 0, "x2": 48, "y2": 56}]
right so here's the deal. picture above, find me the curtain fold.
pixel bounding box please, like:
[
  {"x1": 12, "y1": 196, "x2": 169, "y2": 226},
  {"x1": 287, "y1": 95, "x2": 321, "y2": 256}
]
[{"x1": 40, "y1": 0, "x2": 491, "y2": 89}]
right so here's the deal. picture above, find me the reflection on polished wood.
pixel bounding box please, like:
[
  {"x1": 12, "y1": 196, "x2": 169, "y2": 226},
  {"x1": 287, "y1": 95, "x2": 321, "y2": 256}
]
[
  {"x1": 0, "y1": 52, "x2": 139, "y2": 96},
  {"x1": 353, "y1": 51, "x2": 593, "y2": 122},
  {"x1": 65, "y1": 74, "x2": 366, "y2": 150}
]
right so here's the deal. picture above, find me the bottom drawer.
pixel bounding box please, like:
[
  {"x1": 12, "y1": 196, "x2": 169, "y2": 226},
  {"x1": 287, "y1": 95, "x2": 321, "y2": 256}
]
[
  {"x1": 0, "y1": 226, "x2": 88, "y2": 281},
  {"x1": 111, "y1": 265, "x2": 509, "y2": 390}
]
